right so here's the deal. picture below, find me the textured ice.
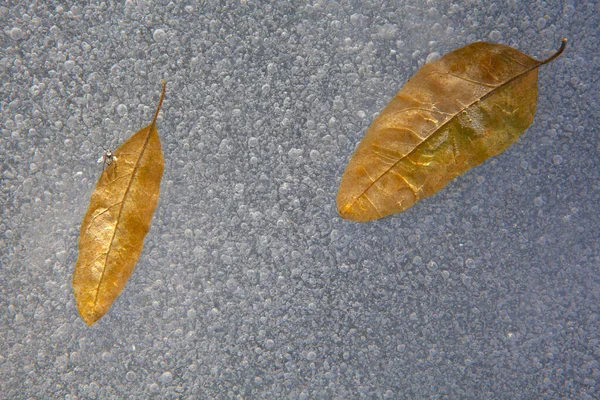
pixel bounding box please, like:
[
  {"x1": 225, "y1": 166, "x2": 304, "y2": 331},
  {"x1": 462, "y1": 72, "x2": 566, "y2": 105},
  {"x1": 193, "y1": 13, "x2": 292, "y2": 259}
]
[{"x1": 1, "y1": 0, "x2": 599, "y2": 398}]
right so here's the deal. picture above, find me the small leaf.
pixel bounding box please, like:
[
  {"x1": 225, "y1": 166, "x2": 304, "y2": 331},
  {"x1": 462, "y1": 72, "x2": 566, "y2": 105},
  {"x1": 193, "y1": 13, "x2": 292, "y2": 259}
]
[
  {"x1": 73, "y1": 81, "x2": 166, "y2": 325},
  {"x1": 337, "y1": 39, "x2": 566, "y2": 221}
]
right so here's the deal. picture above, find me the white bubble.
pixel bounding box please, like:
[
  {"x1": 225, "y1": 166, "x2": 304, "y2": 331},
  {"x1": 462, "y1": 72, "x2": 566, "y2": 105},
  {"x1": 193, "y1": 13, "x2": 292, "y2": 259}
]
[
  {"x1": 350, "y1": 13, "x2": 364, "y2": 26},
  {"x1": 552, "y1": 155, "x2": 563, "y2": 165},
  {"x1": 309, "y1": 149, "x2": 321, "y2": 162},
  {"x1": 30, "y1": 85, "x2": 40, "y2": 97},
  {"x1": 288, "y1": 148, "x2": 302, "y2": 160},
  {"x1": 153, "y1": 28, "x2": 167, "y2": 42},
  {"x1": 101, "y1": 351, "x2": 113, "y2": 362},
  {"x1": 488, "y1": 30, "x2": 502, "y2": 42},
  {"x1": 64, "y1": 60, "x2": 75, "y2": 71},
  {"x1": 461, "y1": 274, "x2": 472, "y2": 286},
  {"x1": 10, "y1": 27, "x2": 24, "y2": 40},
  {"x1": 187, "y1": 309, "x2": 196, "y2": 319},
  {"x1": 160, "y1": 371, "x2": 173, "y2": 384},
  {"x1": 425, "y1": 52, "x2": 440, "y2": 63},
  {"x1": 536, "y1": 18, "x2": 547, "y2": 29},
  {"x1": 117, "y1": 104, "x2": 128, "y2": 116},
  {"x1": 534, "y1": 196, "x2": 544, "y2": 207}
]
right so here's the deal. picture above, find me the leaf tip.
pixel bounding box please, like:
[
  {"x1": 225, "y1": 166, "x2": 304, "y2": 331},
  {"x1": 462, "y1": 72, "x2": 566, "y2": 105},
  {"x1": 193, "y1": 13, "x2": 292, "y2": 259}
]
[
  {"x1": 74, "y1": 293, "x2": 105, "y2": 326},
  {"x1": 336, "y1": 198, "x2": 372, "y2": 222},
  {"x1": 337, "y1": 203, "x2": 352, "y2": 220},
  {"x1": 78, "y1": 308, "x2": 101, "y2": 326}
]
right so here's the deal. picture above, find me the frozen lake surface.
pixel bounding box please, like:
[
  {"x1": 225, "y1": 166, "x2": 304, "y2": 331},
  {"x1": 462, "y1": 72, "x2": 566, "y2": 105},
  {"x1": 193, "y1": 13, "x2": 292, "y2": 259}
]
[{"x1": 1, "y1": 1, "x2": 598, "y2": 398}]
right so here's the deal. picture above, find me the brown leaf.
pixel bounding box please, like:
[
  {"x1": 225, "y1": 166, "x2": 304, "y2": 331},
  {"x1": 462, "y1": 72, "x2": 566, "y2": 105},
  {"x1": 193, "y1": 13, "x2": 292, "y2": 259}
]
[
  {"x1": 337, "y1": 39, "x2": 566, "y2": 222},
  {"x1": 73, "y1": 81, "x2": 166, "y2": 325}
]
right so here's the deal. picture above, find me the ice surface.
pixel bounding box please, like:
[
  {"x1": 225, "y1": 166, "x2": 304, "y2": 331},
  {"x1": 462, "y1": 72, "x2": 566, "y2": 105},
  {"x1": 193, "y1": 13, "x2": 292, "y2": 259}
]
[{"x1": 1, "y1": 1, "x2": 599, "y2": 398}]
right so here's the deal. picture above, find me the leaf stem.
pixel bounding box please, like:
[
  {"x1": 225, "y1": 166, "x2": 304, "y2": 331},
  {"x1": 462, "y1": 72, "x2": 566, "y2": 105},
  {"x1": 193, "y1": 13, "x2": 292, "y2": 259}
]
[
  {"x1": 541, "y1": 38, "x2": 567, "y2": 65},
  {"x1": 152, "y1": 80, "x2": 167, "y2": 126}
]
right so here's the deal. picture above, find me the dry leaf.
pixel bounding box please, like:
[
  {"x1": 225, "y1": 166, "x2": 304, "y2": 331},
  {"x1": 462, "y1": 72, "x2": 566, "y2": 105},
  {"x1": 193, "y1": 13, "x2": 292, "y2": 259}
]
[
  {"x1": 73, "y1": 81, "x2": 166, "y2": 325},
  {"x1": 337, "y1": 39, "x2": 566, "y2": 221}
]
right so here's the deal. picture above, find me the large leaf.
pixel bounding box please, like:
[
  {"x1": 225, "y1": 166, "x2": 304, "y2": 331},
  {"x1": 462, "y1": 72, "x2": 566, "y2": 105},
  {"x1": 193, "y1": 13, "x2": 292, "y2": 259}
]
[
  {"x1": 73, "y1": 81, "x2": 166, "y2": 325},
  {"x1": 337, "y1": 39, "x2": 566, "y2": 222}
]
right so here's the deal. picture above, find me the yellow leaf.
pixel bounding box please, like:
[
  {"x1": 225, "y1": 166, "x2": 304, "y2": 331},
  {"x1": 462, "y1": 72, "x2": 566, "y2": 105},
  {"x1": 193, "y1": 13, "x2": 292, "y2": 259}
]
[
  {"x1": 337, "y1": 39, "x2": 566, "y2": 222},
  {"x1": 73, "y1": 81, "x2": 166, "y2": 325}
]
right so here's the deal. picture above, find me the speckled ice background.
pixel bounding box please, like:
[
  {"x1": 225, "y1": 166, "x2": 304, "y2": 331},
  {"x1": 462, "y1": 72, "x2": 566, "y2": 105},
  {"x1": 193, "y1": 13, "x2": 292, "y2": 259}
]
[{"x1": 1, "y1": 1, "x2": 599, "y2": 398}]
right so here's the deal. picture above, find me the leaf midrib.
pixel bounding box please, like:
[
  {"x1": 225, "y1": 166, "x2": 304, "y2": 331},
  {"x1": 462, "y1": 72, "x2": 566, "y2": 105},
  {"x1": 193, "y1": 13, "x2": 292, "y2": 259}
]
[
  {"x1": 92, "y1": 122, "x2": 155, "y2": 312},
  {"x1": 348, "y1": 57, "x2": 544, "y2": 212}
]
